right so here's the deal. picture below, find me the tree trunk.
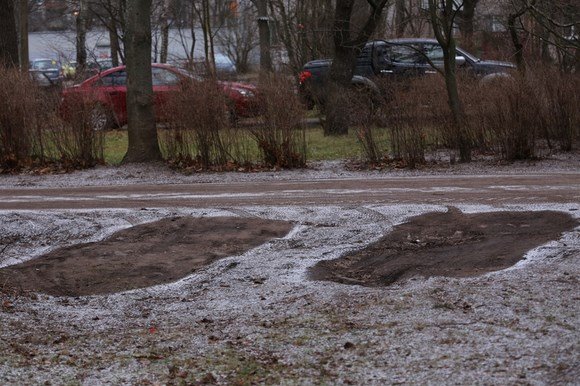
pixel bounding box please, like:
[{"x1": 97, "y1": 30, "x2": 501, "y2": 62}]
[
  {"x1": 324, "y1": 0, "x2": 388, "y2": 136},
  {"x1": 457, "y1": 0, "x2": 478, "y2": 49},
  {"x1": 0, "y1": 0, "x2": 19, "y2": 68},
  {"x1": 109, "y1": 24, "x2": 120, "y2": 66},
  {"x1": 324, "y1": 0, "x2": 355, "y2": 136},
  {"x1": 326, "y1": 47, "x2": 357, "y2": 136},
  {"x1": 256, "y1": 0, "x2": 272, "y2": 73},
  {"x1": 429, "y1": 0, "x2": 471, "y2": 162},
  {"x1": 199, "y1": 0, "x2": 215, "y2": 76},
  {"x1": 395, "y1": 0, "x2": 407, "y2": 37},
  {"x1": 19, "y1": 0, "x2": 29, "y2": 71},
  {"x1": 76, "y1": 0, "x2": 88, "y2": 70},
  {"x1": 159, "y1": 0, "x2": 170, "y2": 63},
  {"x1": 122, "y1": 0, "x2": 162, "y2": 163},
  {"x1": 443, "y1": 46, "x2": 470, "y2": 162},
  {"x1": 508, "y1": 8, "x2": 526, "y2": 73}
]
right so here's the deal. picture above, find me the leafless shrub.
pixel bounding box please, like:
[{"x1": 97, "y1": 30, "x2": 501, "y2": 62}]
[
  {"x1": 348, "y1": 88, "x2": 384, "y2": 164},
  {"x1": 539, "y1": 70, "x2": 579, "y2": 151},
  {"x1": 471, "y1": 74, "x2": 540, "y2": 160},
  {"x1": 250, "y1": 76, "x2": 307, "y2": 168},
  {"x1": 359, "y1": 67, "x2": 578, "y2": 165},
  {"x1": 50, "y1": 91, "x2": 104, "y2": 168},
  {"x1": 466, "y1": 69, "x2": 579, "y2": 159},
  {"x1": 0, "y1": 68, "x2": 104, "y2": 171},
  {"x1": 0, "y1": 68, "x2": 49, "y2": 171},
  {"x1": 161, "y1": 79, "x2": 245, "y2": 170},
  {"x1": 376, "y1": 77, "x2": 445, "y2": 167}
]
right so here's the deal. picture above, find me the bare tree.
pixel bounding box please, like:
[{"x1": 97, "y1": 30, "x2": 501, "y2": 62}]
[
  {"x1": 76, "y1": 0, "x2": 89, "y2": 70},
  {"x1": 19, "y1": 0, "x2": 29, "y2": 71},
  {"x1": 254, "y1": 0, "x2": 273, "y2": 73},
  {"x1": 325, "y1": 0, "x2": 390, "y2": 136},
  {"x1": 158, "y1": 0, "x2": 170, "y2": 63},
  {"x1": 122, "y1": 0, "x2": 162, "y2": 163},
  {"x1": 269, "y1": 0, "x2": 334, "y2": 73},
  {"x1": 0, "y1": 0, "x2": 19, "y2": 68},
  {"x1": 192, "y1": 0, "x2": 217, "y2": 76},
  {"x1": 429, "y1": 0, "x2": 471, "y2": 162},
  {"x1": 508, "y1": 3, "x2": 527, "y2": 72},
  {"x1": 511, "y1": 0, "x2": 580, "y2": 73},
  {"x1": 90, "y1": 0, "x2": 126, "y2": 64},
  {"x1": 216, "y1": 2, "x2": 258, "y2": 74},
  {"x1": 455, "y1": 0, "x2": 479, "y2": 48}
]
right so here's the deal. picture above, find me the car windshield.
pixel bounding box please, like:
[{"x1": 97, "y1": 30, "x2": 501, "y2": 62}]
[
  {"x1": 33, "y1": 60, "x2": 58, "y2": 70},
  {"x1": 456, "y1": 48, "x2": 479, "y2": 62}
]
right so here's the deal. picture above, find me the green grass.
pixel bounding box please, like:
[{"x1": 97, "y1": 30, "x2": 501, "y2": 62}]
[
  {"x1": 103, "y1": 126, "x2": 392, "y2": 165},
  {"x1": 104, "y1": 130, "x2": 128, "y2": 165}
]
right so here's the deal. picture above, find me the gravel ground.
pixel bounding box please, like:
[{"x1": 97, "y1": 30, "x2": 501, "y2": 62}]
[
  {"x1": 0, "y1": 156, "x2": 579, "y2": 385},
  {"x1": 1, "y1": 149, "x2": 579, "y2": 189}
]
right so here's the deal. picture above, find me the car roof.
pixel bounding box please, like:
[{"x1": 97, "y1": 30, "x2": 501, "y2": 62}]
[
  {"x1": 80, "y1": 63, "x2": 179, "y2": 85},
  {"x1": 368, "y1": 38, "x2": 439, "y2": 46}
]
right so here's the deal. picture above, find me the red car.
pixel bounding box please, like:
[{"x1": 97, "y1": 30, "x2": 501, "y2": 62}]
[{"x1": 61, "y1": 63, "x2": 261, "y2": 130}]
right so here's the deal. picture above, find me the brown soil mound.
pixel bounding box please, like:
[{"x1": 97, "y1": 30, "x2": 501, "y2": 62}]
[
  {"x1": 310, "y1": 208, "x2": 578, "y2": 287},
  {"x1": 0, "y1": 216, "x2": 292, "y2": 297}
]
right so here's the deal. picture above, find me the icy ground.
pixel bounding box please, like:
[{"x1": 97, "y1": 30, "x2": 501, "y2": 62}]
[{"x1": 0, "y1": 158, "x2": 579, "y2": 385}]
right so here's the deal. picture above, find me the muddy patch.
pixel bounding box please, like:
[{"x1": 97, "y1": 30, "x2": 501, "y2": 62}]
[
  {"x1": 310, "y1": 208, "x2": 578, "y2": 287},
  {"x1": 0, "y1": 216, "x2": 293, "y2": 296}
]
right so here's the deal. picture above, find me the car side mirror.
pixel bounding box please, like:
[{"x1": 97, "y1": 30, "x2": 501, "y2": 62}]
[{"x1": 456, "y1": 56, "x2": 466, "y2": 66}]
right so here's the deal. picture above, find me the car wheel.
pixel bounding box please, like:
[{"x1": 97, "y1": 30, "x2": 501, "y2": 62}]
[
  {"x1": 89, "y1": 104, "x2": 113, "y2": 131},
  {"x1": 481, "y1": 72, "x2": 514, "y2": 84}
]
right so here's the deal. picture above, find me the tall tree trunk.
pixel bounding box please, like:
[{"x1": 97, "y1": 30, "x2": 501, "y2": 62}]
[
  {"x1": 325, "y1": 0, "x2": 389, "y2": 136},
  {"x1": 256, "y1": 0, "x2": 272, "y2": 73},
  {"x1": 325, "y1": 0, "x2": 357, "y2": 136},
  {"x1": 508, "y1": 7, "x2": 527, "y2": 74},
  {"x1": 19, "y1": 0, "x2": 29, "y2": 71},
  {"x1": 159, "y1": 0, "x2": 170, "y2": 63},
  {"x1": 123, "y1": 0, "x2": 162, "y2": 163},
  {"x1": 0, "y1": 0, "x2": 19, "y2": 68},
  {"x1": 429, "y1": 0, "x2": 471, "y2": 162},
  {"x1": 109, "y1": 23, "x2": 120, "y2": 66},
  {"x1": 198, "y1": 0, "x2": 215, "y2": 76},
  {"x1": 76, "y1": 0, "x2": 88, "y2": 70},
  {"x1": 395, "y1": 0, "x2": 407, "y2": 37},
  {"x1": 457, "y1": 0, "x2": 478, "y2": 49}
]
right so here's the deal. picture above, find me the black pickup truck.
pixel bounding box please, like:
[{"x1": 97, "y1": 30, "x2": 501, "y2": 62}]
[{"x1": 298, "y1": 38, "x2": 515, "y2": 108}]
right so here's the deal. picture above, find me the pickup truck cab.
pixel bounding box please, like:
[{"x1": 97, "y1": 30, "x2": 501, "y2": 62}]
[{"x1": 298, "y1": 38, "x2": 515, "y2": 109}]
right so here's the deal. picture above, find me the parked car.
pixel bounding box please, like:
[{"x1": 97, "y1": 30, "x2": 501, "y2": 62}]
[
  {"x1": 61, "y1": 63, "x2": 261, "y2": 130},
  {"x1": 29, "y1": 58, "x2": 63, "y2": 87},
  {"x1": 298, "y1": 38, "x2": 516, "y2": 108}
]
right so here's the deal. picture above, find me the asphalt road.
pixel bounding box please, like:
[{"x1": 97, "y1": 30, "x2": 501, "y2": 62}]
[{"x1": 1, "y1": 173, "x2": 578, "y2": 210}]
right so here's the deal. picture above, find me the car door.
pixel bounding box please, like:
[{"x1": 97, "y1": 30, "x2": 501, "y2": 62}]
[
  {"x1": 95, "y1": 70, "x2": 128, "y2": 125},
  {"x1": 423, "y1": 43, "x2": 469, "y2": 74},
  {"x1": 381, "y1": 43, "x2": 425, "y2": 79},
  {"x1": 151, "y1": 67, "x2": 181, "y2": 119},
  {"x1": 421, "y1": 43, "x2": 445, "y2": 74}
]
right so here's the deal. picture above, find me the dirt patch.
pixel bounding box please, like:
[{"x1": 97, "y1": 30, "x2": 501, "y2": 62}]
[
  {"x1": 310, "y1": 208, "x2": 578, "y2": 287},
  {"x1": 0, "y1": 216, "x2": 293, "y2": 297}
]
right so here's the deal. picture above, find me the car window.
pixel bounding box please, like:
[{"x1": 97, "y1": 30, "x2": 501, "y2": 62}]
[
  {"x1": 423, "y1": 44, "x2": 444, "y2": 61},
  {"x1": 386, "y1": 44, "x2": 421, "y2": 64},
  {"x1": 152, "y1": 67, "x2": 180, "y2": 86},
  {"x1": 33, "y1": 60, "x2": 58, "y2": 70},
  {"x1": 99, "y1": 70, "x2": 127, "y2": 86}
]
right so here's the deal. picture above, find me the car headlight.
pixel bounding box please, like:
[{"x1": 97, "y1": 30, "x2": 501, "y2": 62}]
[{"x1": 237, "y1": 89, "x2": 255, "y2": 97}]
